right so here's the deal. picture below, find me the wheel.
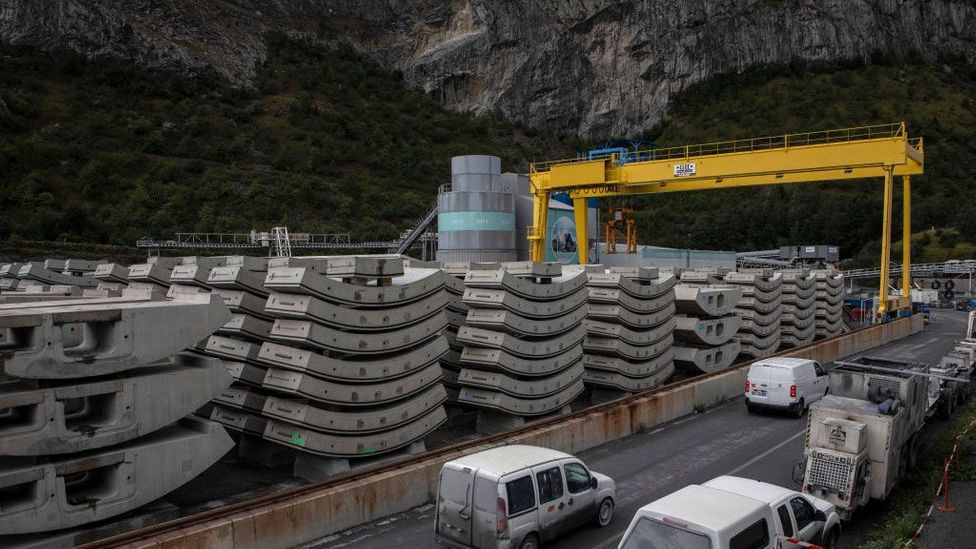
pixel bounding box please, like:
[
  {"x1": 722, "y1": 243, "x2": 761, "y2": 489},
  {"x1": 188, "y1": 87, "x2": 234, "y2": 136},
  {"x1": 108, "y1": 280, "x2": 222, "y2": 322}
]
[
  {"x1": 596, "y1": 497, "x2": 614, "y2": 527},
  {"x1": 931, "y1": 280, "x2": 941, "y2": 290},
  {"x1": 794, "y1": 398, "x2": 805, "y2": 419},
  {"x1": 822, "y1": 526, "x2": 840, "y2": 549},
  {"x1": 519, "y1": 533, "x2": 539, "y2": 549},
  {"x1": 746, "y1": 401, "x2": 756, "y2": 414}
]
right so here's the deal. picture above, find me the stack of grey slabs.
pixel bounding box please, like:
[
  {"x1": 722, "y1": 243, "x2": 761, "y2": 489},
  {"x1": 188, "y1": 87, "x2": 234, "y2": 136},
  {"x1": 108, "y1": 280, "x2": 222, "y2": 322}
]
[
  {"x1": 776, "y1": 269, "x2": 817, "y2": 348},
  {"x1": 0, "y1": 262, "x2": 24, "y2": 291},
  {"x1": 672, "y1": 272, "x2": 743, "y2": 374},
  {"x1": 812, "y1": 270, "x2": 845, "y2": 338},
  {"x1": 232, "y1": 257, "x2": 450, "y2": 461},
  {"x1": 15, "y1": 262, "x2": 98, "y2": 288},
  {"x1": 724, "y1": 270, "x2": 783, "y2": 359},
  {"x1": 437, "y1": 261, "x2": 468, "y2": 402},
  {"x1": 0, "y1": 288, "x2": 234, "y2": 535},
  {"x1": 456, "y1": 263, "x2": 586, "y2": 416},
  {"x1": 126, "y1": 256, "x2": 182, "y2": 291},
  {"x1": 580, "y1": 266, "x2": 677, "y2": 393}
]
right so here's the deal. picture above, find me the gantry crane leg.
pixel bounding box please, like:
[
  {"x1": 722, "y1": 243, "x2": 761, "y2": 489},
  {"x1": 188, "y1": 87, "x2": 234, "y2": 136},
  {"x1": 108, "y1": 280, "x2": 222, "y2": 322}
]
[
  {"x1": 878, "y1": 167, "x2": 894, "y2": 319},
  {"x1": 573, "y1": 198, "x2": 589, "y2": 264},
  {"x1": 902, "y1": 176, "x2": 912, "y2": 302}
]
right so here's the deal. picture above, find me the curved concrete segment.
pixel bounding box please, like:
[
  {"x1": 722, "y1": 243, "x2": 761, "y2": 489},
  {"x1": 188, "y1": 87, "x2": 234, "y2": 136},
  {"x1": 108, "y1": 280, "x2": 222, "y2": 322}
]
[
  {"x1": 738, "y1": 342, "x2": 781, "y2": 359},
  {"x1": 780, "y1": 334, "x2": 816, "y2": 349},
  {"x1": 0, "y1": 417, "x2": 233, "y2": 535},
  {"x1": 583, "y1": 333, "x2": 674, "y2": 361},
  {"x1": 585, "y1": 317, "x2": 675, "y2": 346},
  {"x1": 213, "y1": 289, "x2": 273, "y2": 321},
  {"x1": 736, "y1": 306, "x2": 783, "y2": 326},
  {"x1": 214, "y1": 385, "x2": 268, "y2": 412},
  {"x1": 587, "y1": 302, "x2": 676, "y2": 329},
  {"x1": 780, "y1": 323, "x2": 817, "y2": 339},
  {"x1": 264, "y1": 267, "x2": 445, "y2": 307},
  {"x1": 262, "y1": 361, "x2": 444, "y2": 406},
  {"x1": 0, "y1": 354, "x2": 231, "y2": 456},
  {"x1": 673, "y1": 315, "x2": 740, "y2": 345},
  {"x1": 739, "y1": 318, "x2": 783, "y2": 337},
  {"x1": 210, "y1": 405, "x2": 268, "y2": 435},
  {"x1": 460, "y1": 343, "x2": 583, "y2": 377},
  {"x1": 127, "y1": 263, "x2": 173, "y2": 287},
  {"x1": 461, "y1": 287, "x2": 587, "y2": 319},
  {"x1": 781, "y1": 309, "x2": 815, "y2": 326},
  {"x1": 812, "y1": 270, "x2": 844, "y2": 288},
  {"x1": 265, "y1": 291, "x2": 448, "y2": 331},
  {"x1": 457, "y1": 325, "x2": 585, "y2": 358},
  {"x1": 583, "y1": 347, "x2": 675, "y2": 377},
  {"x1": 271, "y1": 311, "x2": 448, "y2": 354},
  {"x1": 93, "y1": 263, "x2": 129, "y2": 284},
  {"x1": 225, "y1": 361, "x2": 268, "y2": 387},
  {"x1": 583, "y1": 362, "x2": 675, "y2": 393},
  {"x1": 673, "y1": 341, "x2": 741, "y2": 374},
  {"x1": 207, "y1": 265, "x2": 269, "y2": 296},
  {"x1": 735, "y1": 331, "x2": 780, "y2": 349},
  {"x1": 777, "y1": 269, "x2": 816, "y2": 289},
  {"x1": 734, "y1": 297, "x2": 782, "y2": 314},
  {"x1": 263, "y1": 405, "x2": 447, "y2": 458},
  {"x1": 781, "y1": 291, "x2": 817, "y2": 307},
  {"x1": 734, "y1": 285, "x2": 783, "y2": 302},
  {"x1": 724, "y1": 271, "x2": 782, "y2": 293},
  {"x1": 815, "y1": 302, "x2": 844, "y2": 316},
  {"x1": 0, "y1": 295, "x2": 231, "y2": 379},
  {"x1": 458, "y1": 360, "x2": 584, "y2": 398},
  {"x1": 584, "y1": 272, "x2": 677, "y2": 299},
  {"x1": 457, "y1": 378, "x2": 584, "y2": 416},
  {"x1": 262, "y1": 384, "x2": 447, "y2": 434},
  {"x1": 218, "y1": 313, "x2": 273, "y2": 341},
  {"x1": 462, "y1": 269, "x2": 587, "y2": 300},
  {"x1": 586, "y1": 287, "x2": 675, "y2": 313},
  {"x1": 674, "y1": 285, "x2": 743, "y2": 317},
  {"x1": 16, "y1": 263, "x2": 97, "y2": 288},
  {"x1": 256, "y1": 336, "x2": 449, "y2": 382},
  {"x1": 202, "y1": 335, "x2": 262, "y2": 364},
  {"x1": 464, "y1": 306, "x2": 586, "y2": 336}
]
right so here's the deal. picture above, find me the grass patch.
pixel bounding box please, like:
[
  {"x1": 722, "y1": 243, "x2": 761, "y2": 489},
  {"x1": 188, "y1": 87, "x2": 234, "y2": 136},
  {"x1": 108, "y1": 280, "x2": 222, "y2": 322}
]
[{"x1": 859, "y1": 401, "x2": 976, "y2": 549}]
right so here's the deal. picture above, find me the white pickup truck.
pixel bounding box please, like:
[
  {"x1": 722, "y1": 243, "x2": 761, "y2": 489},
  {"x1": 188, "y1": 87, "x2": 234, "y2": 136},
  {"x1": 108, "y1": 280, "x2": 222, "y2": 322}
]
[{"x1": 617, "y1": 476, "x2": 841, "y2": 549}]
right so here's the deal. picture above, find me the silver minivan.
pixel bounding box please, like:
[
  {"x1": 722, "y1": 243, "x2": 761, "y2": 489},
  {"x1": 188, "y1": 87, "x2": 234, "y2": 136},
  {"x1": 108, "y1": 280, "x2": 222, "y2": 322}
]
[{"x1": 435, "y1": 444, "x2": 616, "y2": 549}]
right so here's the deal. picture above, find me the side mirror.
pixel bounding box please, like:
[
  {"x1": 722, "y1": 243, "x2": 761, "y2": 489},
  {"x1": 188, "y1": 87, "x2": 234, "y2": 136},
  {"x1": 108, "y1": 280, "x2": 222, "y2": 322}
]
[
  {"x1": 815, "y1": 509, "x2": 827, "y2": 522},
  {"x1": 590, "y1": 477, "x2": 598, "y2": 490}
]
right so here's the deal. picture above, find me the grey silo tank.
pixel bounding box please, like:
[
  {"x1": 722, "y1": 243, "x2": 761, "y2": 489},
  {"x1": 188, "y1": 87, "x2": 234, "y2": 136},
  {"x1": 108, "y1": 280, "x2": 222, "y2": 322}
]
[{"x1": 437, "y1": 155, "x2": 517, "y2": 263}]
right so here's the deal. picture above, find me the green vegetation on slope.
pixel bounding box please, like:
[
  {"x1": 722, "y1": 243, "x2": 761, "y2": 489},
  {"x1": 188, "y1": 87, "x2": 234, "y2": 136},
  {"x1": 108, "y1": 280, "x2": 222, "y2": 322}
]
[
  {"x1": 625, "y1": 59, "x2": 976, "y2": 265},
  {"x1": 0, "y1": 33, "x2": 568, "y2": 245},
  {"x1": 2, "y1": 35, "x2": 975, "y2": 264}
]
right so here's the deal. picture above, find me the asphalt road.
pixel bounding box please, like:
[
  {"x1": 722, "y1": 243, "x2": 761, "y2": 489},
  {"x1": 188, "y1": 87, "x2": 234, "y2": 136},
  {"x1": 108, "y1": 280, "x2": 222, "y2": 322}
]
[{"x1": 306, "y1": 310, "x2": 969, "y2": 549}]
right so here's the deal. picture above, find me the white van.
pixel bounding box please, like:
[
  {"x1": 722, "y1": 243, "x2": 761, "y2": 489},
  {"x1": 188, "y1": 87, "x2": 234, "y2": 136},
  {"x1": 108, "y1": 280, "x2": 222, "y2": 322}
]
[
  {"x1": 435, "y1": 445, "x2": 616, "y2": 549},
  {"x1": 744, "y1": 358, "x2": 829, "y2": 417}
]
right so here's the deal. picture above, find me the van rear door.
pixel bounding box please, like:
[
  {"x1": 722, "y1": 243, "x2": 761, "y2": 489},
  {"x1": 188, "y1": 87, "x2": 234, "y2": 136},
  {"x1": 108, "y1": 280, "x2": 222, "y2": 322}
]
[
  {"x1": 437, "y1": 464, "x2": 476, "y2": 546},
  {"x1": 749, "y1": 364, "x2": 792, "y2": 407}
]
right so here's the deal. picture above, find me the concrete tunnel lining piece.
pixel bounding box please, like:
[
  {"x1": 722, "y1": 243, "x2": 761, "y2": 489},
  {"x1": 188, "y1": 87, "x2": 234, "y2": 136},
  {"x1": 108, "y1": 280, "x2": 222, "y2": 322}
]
[
  {"x1": 459, "y1": 343, "x2": 584, "y2": 377},
  {"x1": 458, "y1": 360, "x2": 585, "y2": 398},
  {"x1": 0, "y1": 294, "x2": 231, "y2": 379},
  {"x1": 674, "y1": 285, "x2": 743, "y2": 317},
  {"x1": 0, "y1": 354, "x2": 232, "y2": 456},
  {"x1": 261, "y1": 360, "x2": 445, "y2": 407},
  {"x1": 270, "y1": 311, "x2": 448, "y2": 354},
  {"x1": 584, "y1": 362, "x2": 676, "y2": 393},
  {"x1": 0, "y1": 417, "x2": 233, "y2": 535},
  {"x1": 264, "y1": 267, "x2": 445, "y2": 307},
  {"x1": 265, "y1": 290, "x2": 449, "y2": 331},
  {"x1": 673, "y1": 315, "x2": 741, "y2": 345},
  {"x1": 457, "y1": 379, "x2": 585, "y2": 416}
]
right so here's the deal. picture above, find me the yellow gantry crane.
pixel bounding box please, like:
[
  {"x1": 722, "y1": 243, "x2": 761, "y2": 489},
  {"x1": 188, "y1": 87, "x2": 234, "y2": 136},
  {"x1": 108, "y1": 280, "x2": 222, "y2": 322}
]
[
  {"x1": 605, "y1": 207, "x2": 638, "y2": 254},
  {"x1": 527, "y1": 122, "x2": 924, "y2": 318}
]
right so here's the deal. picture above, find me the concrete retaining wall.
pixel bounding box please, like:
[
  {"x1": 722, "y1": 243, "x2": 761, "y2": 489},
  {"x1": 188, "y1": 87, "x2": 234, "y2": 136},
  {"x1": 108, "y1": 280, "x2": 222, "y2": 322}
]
[{"x1": 116, "y1": 315, "x2": 923, "y2": 549}]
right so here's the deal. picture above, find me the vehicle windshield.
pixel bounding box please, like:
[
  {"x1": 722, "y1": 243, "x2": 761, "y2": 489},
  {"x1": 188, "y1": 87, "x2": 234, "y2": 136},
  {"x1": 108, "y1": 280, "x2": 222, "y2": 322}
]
[{"x1": 619, "y1": 517, "x2": 711, "y2": 549}]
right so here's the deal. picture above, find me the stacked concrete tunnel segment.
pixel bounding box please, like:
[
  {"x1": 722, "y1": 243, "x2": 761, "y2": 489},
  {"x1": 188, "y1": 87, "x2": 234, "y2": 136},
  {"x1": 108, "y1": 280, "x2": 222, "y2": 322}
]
[
  {"x1": 813, "y1": 269, "x2": 845, "y2": 337},
  {"x1": 777, "y1": 269, "x2": 818, "y2": 348},
  {"x1": 724, "y1": 269, "x2": 783, "y2": 359},
  {"x1": 0, "y1": 265, "x2": 234, "y2": 537},
  {"x1": 580, "y1": 266, "x2": 677, "y2": 396},
  {"x1": 455, "y1": 262, "x2": 587, "y2": 432},
  {"x1": 672, "y1": 270, "x2": 743, "y2": 373}
]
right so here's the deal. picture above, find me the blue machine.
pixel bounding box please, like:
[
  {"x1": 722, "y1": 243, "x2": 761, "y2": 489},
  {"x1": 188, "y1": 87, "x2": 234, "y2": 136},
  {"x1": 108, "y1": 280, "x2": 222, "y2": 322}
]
[{"x1": 580, "y1": 139, "x2": 656, "y2": 166}]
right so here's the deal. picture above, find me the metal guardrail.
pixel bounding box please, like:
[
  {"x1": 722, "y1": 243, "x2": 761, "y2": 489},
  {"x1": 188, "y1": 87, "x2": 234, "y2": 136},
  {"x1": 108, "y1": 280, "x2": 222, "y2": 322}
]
[
  {"x1": 532, "y1": 122, "x2": 908, "y2": 173},
  {"x1": 843, "y1": 260, "x2": 976, "y2": 280}
]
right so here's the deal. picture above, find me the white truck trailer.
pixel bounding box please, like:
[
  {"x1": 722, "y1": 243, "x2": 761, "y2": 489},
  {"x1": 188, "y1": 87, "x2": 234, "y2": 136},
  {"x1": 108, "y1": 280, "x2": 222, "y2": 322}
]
[{"x1": 800, "y1": 357, "x2": 933, "y2": 519}]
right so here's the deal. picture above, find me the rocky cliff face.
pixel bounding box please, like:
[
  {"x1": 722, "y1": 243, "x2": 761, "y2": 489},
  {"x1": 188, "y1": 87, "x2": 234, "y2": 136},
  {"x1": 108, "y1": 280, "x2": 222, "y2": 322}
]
[{"x1": 3, "y1": 1, "x2": 975, "y2": 136}]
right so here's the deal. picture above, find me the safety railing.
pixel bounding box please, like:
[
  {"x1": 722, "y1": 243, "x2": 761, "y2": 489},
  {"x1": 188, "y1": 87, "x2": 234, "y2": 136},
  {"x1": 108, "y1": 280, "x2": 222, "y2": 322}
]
[{"x1": 531, "y1": 122, "x2": 908, "y2": 173}]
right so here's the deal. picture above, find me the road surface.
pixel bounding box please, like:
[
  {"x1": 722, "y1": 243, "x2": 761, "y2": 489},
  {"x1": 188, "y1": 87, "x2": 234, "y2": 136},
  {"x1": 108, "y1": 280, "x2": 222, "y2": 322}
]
[{"x1": 307, "y1": 310, "x2": 967, "y2": 549}]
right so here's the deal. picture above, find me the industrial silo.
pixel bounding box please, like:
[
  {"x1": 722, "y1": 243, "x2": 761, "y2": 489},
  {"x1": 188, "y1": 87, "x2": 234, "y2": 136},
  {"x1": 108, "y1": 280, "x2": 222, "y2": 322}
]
[{"x1": 436, "y1": 155, "x2": 517, "y2": 262}]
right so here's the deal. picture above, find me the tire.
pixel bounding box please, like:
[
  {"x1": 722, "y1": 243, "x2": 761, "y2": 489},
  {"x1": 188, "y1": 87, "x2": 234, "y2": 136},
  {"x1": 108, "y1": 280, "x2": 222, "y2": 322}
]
[
  {"x1": 746, "y1": 401, "x2": 756, "y2": 414},
  {"x1": 519, "y1": 534, "x2": 539, "y2": 549},
  {"x1": 823, "y1": 526, "x2": 840, "y2": 549},
  {"x1": 794, "y1": 398, "x2": 805, "y2": 419},
  {"x1": 596, "y1": 497, "x2": 614, "y2": 527},
  {"x1": 931, "y1": 280, "x2": 941, "y2": 290}
]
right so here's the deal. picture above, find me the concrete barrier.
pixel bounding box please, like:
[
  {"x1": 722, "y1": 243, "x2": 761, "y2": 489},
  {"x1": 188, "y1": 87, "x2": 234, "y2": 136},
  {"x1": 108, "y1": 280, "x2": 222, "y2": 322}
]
[{"x1": 89, "y1": 315, "x2": 923, "y2": 549}]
